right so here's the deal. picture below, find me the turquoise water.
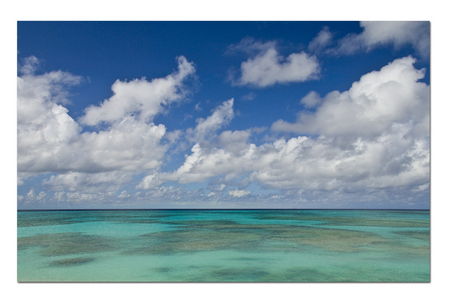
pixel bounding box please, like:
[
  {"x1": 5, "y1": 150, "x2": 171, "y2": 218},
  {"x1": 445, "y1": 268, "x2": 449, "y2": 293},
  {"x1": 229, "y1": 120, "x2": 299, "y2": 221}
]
[{"x1": 17, "y1": 210, "x2": 430, "y2": 282}]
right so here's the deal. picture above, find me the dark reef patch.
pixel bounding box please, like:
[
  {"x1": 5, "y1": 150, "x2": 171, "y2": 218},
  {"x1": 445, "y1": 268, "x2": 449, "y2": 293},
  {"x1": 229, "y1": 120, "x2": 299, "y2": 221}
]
[
  {"x1": 122, "y1": 221, "x2": 398, "y2": 255},
  {"x1": 153, "y1": 267, "x2": 172, "y2": 273},
  {"x1": 18, "y1": 232, "x2": 115, "y2": 256},
  {"x1": 49, "y1": 257, "x2": 95, "y2": 267},
  {"x1": 394, "y1": 230, "x2": 430, "y2": 241},
  {"x1": 207, "y1": 267, "x2": 270, "y2": 281}
]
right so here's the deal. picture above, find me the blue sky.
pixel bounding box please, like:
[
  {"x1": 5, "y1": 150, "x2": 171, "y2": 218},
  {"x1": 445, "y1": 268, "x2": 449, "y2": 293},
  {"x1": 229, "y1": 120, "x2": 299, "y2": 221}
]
[{"x1": 17, "y1": 21, "x2": 430, "y2": 209}]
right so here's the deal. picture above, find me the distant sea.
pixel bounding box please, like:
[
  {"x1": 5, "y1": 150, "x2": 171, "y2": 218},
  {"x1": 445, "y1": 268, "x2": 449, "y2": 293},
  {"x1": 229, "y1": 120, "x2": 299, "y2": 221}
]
[{"x1": 17, "y1": 209, "x2": 430, "y2": 282}]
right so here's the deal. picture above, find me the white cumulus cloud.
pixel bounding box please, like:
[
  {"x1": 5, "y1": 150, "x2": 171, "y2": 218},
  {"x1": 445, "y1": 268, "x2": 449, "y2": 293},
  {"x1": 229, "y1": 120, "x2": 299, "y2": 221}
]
[
  {"x1": 272, "y1": 56, "x2": 429, "y2": 138},
  {"x1": 300, "y1": 91, "x2": 322, "y2": 108},
  {"x1": 17, "y1": 56, "x2": 194, "y2": 193},
  {"x1": 186, "y1": 98, "x2": 234, "y2": 143},
  {"x1": 229, "y1": 189, "x2": 251, "y2": 197},
  {"x1": 329, "y1": 21, "x2": 430, "y2": 58},
  {"x1": 43, "y1": 171, "x2": 134, "y2": 193},
  {"x1": 80, "y1": 56, "x2": 195, "y2": 126},
  {"x1": 308, "y1": 27, "x2": 333, "y2": 53},
  {"x1": 139, "y1": 57, "x2": 429, "y2": 197},
  {"x1": 230, "y1": 38, "x2": 320, "y2": 88}
]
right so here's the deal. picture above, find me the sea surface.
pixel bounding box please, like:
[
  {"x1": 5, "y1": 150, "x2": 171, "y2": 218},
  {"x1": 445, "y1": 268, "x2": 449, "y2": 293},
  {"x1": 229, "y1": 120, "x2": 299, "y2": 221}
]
[{"x1": 17, "y1": 210, "x2": 430, "y2": 282}]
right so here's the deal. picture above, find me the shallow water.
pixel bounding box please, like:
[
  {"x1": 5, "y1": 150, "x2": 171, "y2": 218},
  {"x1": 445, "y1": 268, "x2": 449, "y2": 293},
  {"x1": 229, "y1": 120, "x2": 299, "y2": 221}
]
[{"x1": 17, "y1": 210, "x2": 430, "y2": 282}]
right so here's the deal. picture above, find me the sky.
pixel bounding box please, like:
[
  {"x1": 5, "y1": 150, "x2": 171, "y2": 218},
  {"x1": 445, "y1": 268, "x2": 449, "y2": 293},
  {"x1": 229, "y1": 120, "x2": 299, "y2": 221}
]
[{"x1": 16, "y1": 21, "x2": 430, "y2": 209}]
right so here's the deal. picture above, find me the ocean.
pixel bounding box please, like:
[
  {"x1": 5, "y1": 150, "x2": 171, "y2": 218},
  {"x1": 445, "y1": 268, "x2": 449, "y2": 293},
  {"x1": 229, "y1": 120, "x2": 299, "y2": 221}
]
[{"x1": 17, "y1": 209, "x2": 430, "y2": 282}]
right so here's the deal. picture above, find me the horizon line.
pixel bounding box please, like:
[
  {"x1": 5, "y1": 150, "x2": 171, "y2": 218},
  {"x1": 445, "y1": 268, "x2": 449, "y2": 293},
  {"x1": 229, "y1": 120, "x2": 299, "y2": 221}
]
[{"x1": 17, "y1": 208, "x2": 430, "y2": 212}]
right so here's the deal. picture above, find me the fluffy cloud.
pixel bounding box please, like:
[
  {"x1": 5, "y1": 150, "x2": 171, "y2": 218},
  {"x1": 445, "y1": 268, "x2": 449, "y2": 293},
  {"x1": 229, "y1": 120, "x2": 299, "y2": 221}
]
[
  {"x1": 165, "y1": 142, "x2": 250, "y2": 184},
  {"x1": 230, "y1": 38, "x2": 320, "y2": 87},
  {"x1": 27, "y1": 189, "x2": 47, "y2": 201},
  {"x1": 140, "y1": 57, "x2": 429, "y2": 196},
  {"x1": 135, "y1": 171, "x2": 164, "y2": 189},
  {"x1": 229, "y1": 189, "x2": 251, "y2": 197},
  {"x1": 42, "y1": 171, "x2": 134, "y2": 193},
  {"x1": 151, "y1": 129, "x2": 427, "y2": 192},
  {"x1": 18, "y1": 189, "x2": 47, "y2": 205},
  {"x1": 20, "y1": 118, "x2": 167, "y2": 176},
  {"x1": 18, "y1": 57, "x2": 83, "y2": 178},
  {"x1": 137, "y1": 99, "x2": 236, "y2": 189},
  {"x1": 300, "y1": 91, "x2": 322, "y2": 108},
  {"x1": 19, "y1": 56, "x2": 40, "y2": 75},
  {"x1": 272, "y1": 56, "x2": 429, "y2": 138},
  {"x1": 330, "y1": 21, "x2": 430, "y2": 57},
  {"x1": 251, "y1": 133, "x2": 428, "y2": 191},
  {"x1": 137, "y1": 100, "x2": 248, "y2": 188},
  {"x1": 17, "y1": 56, "x2": 194, "y2": 192},
  {"x1": 80, "y1": 56, "x2": 195, "y2": 126},
  {"x1": 308, "y1": 27, "x2": 333, "y2": 53},
  {"x1": 267, "y1": 56, "x2": 429, "y2": 190},
  {"x1": 186, "y1": 99, "x2": 234, "y2": 143}
]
